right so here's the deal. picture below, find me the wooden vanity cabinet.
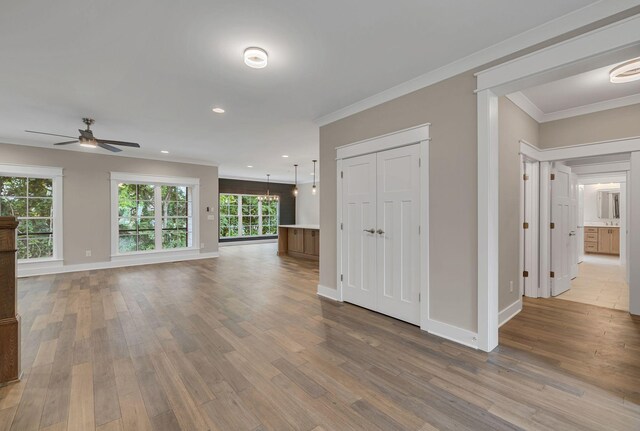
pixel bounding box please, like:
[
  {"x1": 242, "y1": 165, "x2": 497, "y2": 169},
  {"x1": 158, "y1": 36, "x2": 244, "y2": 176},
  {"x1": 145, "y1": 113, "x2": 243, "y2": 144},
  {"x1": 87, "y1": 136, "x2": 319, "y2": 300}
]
[{"x1": 585, "y1": 226, "x2": 620, "y2": 256}]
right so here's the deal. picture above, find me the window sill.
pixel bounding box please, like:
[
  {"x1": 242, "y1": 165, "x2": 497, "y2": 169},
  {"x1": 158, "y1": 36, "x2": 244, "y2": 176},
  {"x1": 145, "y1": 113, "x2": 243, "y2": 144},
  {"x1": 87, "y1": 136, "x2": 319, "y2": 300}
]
[
  {"x1": 18, "y1": 258, "x2": 63, "y2": 270},
  {"x1": 111, "y1": 247, "x2": 200, "y2": 260}
]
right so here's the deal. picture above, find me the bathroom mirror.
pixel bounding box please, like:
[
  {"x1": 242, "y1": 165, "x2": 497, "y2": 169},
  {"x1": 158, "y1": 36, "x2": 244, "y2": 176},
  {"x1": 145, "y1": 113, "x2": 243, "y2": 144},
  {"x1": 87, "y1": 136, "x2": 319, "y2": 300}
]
[{"x1": 597, "y1": 190, "x2": 620, "y2": 219}]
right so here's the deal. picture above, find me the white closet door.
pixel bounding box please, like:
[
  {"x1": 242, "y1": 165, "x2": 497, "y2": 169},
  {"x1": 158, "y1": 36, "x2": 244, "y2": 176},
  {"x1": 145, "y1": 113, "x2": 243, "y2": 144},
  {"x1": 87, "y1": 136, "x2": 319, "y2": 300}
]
[
  {"x1": 551, "y1": 164, "x2": 572, "y2": 296},
  {"x1": 375, "y1": 144, "x2": 421, "y2": 325},
  {"x1": 342, "y1": 153, "x2": 377, "y2": 310}
]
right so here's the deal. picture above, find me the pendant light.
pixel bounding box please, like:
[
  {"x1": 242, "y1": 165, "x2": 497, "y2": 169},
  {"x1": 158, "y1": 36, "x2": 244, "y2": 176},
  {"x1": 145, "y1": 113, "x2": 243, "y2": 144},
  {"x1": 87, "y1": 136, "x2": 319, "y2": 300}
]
[
  {"x1": 293, "y1": 164, "x2": 299, "y2": 197},
  {"x1": 258, "y1": 174, "x2": 279, "y2": 202},
  {"x1": 312, "y1": 160, "x2": 317, "y2": 195}
]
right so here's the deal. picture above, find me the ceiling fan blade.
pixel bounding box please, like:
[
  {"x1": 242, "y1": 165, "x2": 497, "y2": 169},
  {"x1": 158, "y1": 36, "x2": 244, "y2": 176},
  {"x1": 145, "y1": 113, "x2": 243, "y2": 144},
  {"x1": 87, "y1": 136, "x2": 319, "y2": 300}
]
[
  {"x1": 96, "y1": 139, "x2": 140, "y2": 148},
  {"x1": 25, "y1": 130, "x2": 77, "y2": 139},
  {"x1": 53, "y1": 140, "x2": 78, "y2": 146},
  {"x1": 98, "y1": 142, "x2": 122, "y2": 153}
]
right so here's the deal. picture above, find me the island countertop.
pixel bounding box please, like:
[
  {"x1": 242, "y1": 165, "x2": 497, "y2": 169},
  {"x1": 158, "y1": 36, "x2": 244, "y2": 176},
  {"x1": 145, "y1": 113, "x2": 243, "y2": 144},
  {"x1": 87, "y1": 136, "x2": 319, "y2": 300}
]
[{"x1": 278, "y1": 224, "x2": 320, "y2": 230}]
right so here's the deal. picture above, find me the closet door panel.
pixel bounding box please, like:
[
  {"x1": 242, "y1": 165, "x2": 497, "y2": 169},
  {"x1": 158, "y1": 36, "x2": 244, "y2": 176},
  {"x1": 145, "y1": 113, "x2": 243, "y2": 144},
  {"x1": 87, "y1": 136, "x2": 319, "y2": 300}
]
[
  {"x1": 342, "y1": 153, "x2": 377, "y2": 310},
  {"x1": 375, "y1": 144, "x2": 421, "y2": 325}
]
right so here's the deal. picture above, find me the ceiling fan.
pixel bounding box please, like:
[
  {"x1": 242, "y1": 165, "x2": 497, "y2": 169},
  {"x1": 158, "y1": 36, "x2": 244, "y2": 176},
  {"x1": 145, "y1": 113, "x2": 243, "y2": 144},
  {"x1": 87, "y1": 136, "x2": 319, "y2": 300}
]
[{"x1": 25, "y1": 118, "x2": 141, "y2": 153}]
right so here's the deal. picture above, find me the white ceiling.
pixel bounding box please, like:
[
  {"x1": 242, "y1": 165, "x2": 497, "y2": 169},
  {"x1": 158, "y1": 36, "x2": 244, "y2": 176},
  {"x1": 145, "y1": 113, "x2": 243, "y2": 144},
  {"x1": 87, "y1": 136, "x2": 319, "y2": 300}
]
[
  {"x1": 513, "y1": 61, "x2": 640, "y2": 122},
  {"x1": 0, "y1": 0, "x2": 601, "y2": 182}
]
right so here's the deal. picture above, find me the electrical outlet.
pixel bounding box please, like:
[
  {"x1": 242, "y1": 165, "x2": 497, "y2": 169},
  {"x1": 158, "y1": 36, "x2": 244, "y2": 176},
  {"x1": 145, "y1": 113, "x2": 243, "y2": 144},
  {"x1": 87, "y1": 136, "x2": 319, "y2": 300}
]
[
  {"x1": 509, "y1": 280, "x2": 514, "y2": 293},
  {"x1": 85, "y1": 250, "x2": 92, "y2": 257}
]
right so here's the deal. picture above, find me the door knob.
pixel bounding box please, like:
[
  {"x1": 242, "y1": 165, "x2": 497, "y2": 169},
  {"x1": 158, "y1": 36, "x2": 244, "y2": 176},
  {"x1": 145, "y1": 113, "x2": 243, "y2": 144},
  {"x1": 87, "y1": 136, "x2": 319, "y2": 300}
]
[
  {"x1": 363, "y1": 228, "x2": 375, "y2": 234},
  {"x1": 377, "y1": 229, "x2": 385, "y2": 235}
]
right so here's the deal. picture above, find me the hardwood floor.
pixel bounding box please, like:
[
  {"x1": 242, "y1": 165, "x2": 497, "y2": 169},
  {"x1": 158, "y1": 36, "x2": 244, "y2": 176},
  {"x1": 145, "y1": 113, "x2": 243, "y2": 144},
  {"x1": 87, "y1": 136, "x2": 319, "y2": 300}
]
[{"x1": 1, "y1": 243, "x2": 639, "y2": 430}]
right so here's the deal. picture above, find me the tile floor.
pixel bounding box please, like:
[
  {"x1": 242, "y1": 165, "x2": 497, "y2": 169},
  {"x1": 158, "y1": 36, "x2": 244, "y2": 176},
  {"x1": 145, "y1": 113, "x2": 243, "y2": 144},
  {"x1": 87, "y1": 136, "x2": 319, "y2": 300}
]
[{"x1": 557, "y1": 254, "x2": 629, "y2": 311}]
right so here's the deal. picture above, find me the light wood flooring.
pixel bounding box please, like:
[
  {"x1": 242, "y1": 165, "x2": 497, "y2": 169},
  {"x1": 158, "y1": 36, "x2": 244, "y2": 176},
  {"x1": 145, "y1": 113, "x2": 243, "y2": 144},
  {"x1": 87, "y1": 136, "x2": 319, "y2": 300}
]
[
  {"x1": 1, "y1": 243, "x2": 639, "y2": 430},
  {"x1": 557, "y1": 254, "x2": 629, "y2": 311}
]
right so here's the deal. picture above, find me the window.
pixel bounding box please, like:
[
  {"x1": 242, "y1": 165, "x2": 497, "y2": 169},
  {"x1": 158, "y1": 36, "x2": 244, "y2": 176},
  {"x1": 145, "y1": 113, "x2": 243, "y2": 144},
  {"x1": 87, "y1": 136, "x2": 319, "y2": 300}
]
[
  {"x1": 0, "y1": 165, "x2": 62, "y2": 262},
  {"x1": 111, "y1": 173, "x2": 199, "y2": 255},
  {"x1": 219, "y1": 193, "x2": 279, "y2": 239}
]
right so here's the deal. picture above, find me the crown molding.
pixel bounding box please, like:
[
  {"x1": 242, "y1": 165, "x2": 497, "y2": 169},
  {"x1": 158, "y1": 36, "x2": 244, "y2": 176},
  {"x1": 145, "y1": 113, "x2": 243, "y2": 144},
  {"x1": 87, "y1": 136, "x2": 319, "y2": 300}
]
[
  {"x1": 218, "y1": 175, "x2": 295, "y2": 185},
  {"x1": 314, "y1": 0, "x2": 640, "y2": 126},
  {"x1": 505, "y1": 92, "x2": 545, "y2": 122}
]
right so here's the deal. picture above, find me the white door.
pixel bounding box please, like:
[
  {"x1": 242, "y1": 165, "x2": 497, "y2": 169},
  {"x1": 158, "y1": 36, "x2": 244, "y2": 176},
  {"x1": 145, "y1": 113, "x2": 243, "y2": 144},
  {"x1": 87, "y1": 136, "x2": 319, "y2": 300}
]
[
  {"x1": 376, "y1": 145, "x2": 421, "y2": 325},
  {"x1": 551, "y1": 164, "x2": 572, "y2": 296},
  {"x1": 569, "y1": 173, "x2": 579, "y2": 279},
  {"x1": 342, "y1": 153, "x2": 377, "y2": 309}
]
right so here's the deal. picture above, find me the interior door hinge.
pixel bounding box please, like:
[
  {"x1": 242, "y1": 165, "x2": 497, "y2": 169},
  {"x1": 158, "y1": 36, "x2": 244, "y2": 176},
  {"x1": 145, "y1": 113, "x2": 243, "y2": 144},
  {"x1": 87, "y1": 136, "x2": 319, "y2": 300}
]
[
  {"x1": 523, "y1": 222, "x2": 529, "y2": 229},
  {"x1": 418, "y1": 293, "x2": 421, "y2": 302},
  {"x1": 340, "y1": 222, "x2": 343, "y2": 230},
  {"x1": 550, "y1": 173, "x2": 555, "y2": 181},
  {"x1": 419, "y1": 158, "x2": 421, "y2": 167},
  {"x1": 550, "y1": 222, "x2": 555, "y2": 229},
  {"x1": 418, "y1": 225, "x2": 421, "y2": 234},
  {"x1": 550, "y1": 271, "x2": 555, "y2": 278},
  {"x1": 340, "y1": 274, "x2": 343, "y2": 281},
  {"x1": 523, "y1": 174, "x2": 529, "y2": 181},
  {"x1": 523, "y1": 271, "x2": 529, "y2": 278},
  {"x1": 341, "y1": 171, "x2": 343, "y2": 179}
]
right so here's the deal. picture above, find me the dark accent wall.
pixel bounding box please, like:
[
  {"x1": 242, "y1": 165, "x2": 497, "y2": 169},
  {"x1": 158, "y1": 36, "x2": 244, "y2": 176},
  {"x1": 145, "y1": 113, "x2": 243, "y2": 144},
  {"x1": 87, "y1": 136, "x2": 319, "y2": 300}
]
[{"x1": 218, "y1": 178, "x2": 296, "y2": 242}]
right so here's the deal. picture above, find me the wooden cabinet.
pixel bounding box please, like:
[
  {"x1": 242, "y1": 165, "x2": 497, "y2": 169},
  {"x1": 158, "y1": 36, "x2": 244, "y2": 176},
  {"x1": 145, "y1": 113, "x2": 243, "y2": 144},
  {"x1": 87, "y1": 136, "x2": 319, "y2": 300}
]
[
  {"x1": 584, "y1": 227, "x2": 620, "y2": 255},
  {"x1": 0, "y1": 217, "x2": 20, "y2": 385},
  {"x1": 287, "y1": 228, "x2": 304, "y2": 253},
  {"x1": 304, "y1": 229, "x2": 320, "y2": 256},
  {"x1": 279, "y1": 226, "x2": 319, "y2": 260}
]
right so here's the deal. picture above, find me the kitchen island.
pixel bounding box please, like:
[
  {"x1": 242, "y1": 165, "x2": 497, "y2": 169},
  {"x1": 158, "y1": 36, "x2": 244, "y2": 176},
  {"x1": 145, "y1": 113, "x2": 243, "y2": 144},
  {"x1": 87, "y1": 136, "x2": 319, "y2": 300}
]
[{"x1": 278, "y1": 225, "x2": 319, "y2": 260}]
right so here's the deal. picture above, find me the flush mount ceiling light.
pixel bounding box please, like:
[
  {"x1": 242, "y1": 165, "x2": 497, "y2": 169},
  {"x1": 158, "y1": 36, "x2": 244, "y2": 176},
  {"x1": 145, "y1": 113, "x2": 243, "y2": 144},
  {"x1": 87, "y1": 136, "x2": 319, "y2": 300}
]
[
  {"x1": 161, "y1": 150, "x2": 169, "y2": 154},
  {"x1": 610, "y1": 58, "x2": 640, "y2": 83},
  {"x1": 247, "y1": 165, "x2": 253, "y2": 168},
  {"x1": 281, "y1": 155, "x2": 289, "y2": 158},
  {"x1": 212, "y1": 107, "x2": 225, "y2": 114},
  {"x1": 244, "y1": 47, "x2": 268, "y2": 69}
]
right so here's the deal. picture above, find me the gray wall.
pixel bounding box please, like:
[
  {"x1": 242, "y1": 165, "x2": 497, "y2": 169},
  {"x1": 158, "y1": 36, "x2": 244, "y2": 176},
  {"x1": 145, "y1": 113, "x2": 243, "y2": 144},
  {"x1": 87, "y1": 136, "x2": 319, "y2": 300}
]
[
  {"x1": 320, "y1": 72, "x2": 479, "y2": 332},
  {"x1": 296, "y1": 182, "x2": 320, "y2": 225},
  {"x1": 498, "y1": 97, "x2": 539, "y2": 310},
  {"x1": 0, "y1": 143, "x2": 218, "y2": 265},
  {"x1": 540, "y1": 103, "x2": 640, "y2": 148}
]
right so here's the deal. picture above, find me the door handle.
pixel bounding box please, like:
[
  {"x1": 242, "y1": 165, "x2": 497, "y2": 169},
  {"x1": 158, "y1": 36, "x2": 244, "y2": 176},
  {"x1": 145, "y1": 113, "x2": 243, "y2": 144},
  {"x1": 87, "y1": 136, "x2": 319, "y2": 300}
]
[
  {"x1": 363, "y1": 228, "x2": 375, "y2": 234},
  {"x1": 377, "y1": 229, "x2": 385, "y2": 235}
]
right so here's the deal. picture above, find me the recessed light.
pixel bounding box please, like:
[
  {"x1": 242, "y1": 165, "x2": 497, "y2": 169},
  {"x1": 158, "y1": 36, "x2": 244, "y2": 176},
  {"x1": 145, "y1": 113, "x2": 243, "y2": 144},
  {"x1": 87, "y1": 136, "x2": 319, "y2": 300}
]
[
  {"x1": 161, "y1": 150, "x2": 169, "y2": 154},
  {"x1": 247, "y1": 165, "x2": 253, "y2": 168},
  {"x1": 244, "y1": 47, "x2": 268, "y2": 69},
  {"x1": 610, "y1": 58, "x2": 640, "y2": 83},
  {"x1": 212, "y1": 107, "x2": 225, "y2": 114},
  {"x1": 281, "y1": 155, "x2": 289, "y2": 158}
]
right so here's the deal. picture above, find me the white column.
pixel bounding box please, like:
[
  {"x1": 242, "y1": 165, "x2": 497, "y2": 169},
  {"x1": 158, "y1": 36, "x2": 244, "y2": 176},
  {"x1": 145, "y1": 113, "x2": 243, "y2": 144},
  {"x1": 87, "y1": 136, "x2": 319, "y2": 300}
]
[{"x1": 477, "y1": 89, "x2": 499, "y2": 352}]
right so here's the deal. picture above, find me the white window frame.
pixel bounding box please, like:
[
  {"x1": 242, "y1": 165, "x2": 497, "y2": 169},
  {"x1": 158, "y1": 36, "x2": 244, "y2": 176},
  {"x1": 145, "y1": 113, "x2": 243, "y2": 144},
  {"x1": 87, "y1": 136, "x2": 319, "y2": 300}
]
[
  {"x1": 110, "y1": 172, "x2": 200, "y2": 257},
  {"x1": 0, "y1": 164, "x2": 64, "y2": 267},
  {"x1": 218, "y1": 193, "x2": 280, "y2": 239}
]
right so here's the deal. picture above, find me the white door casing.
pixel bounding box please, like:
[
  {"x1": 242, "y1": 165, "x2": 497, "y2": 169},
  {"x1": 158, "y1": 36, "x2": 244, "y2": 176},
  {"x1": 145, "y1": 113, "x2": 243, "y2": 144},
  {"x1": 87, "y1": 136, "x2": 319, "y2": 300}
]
[
  {"x1": 551, "y1": 163, "x2": 572, "y2": 296},
  {"x1": 341, "y1": 153, "x2": 377, "y2": 310},
  {"x1": 569, "y1": 173, "x2": 579, "y2": 279},
  {"x1": 376, "y1": 145, "x2": 421, "y2": 325}
]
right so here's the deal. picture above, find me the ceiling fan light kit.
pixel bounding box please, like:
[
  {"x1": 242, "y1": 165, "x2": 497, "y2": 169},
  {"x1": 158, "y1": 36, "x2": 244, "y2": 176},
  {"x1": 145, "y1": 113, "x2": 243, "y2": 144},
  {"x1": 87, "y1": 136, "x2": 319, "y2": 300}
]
[
  {"x1": 609, "y1": 58, "x2": 640, "y2": 83},
  {"x1": 25, "y1": 117, "x2": 141, "y2": 153}
]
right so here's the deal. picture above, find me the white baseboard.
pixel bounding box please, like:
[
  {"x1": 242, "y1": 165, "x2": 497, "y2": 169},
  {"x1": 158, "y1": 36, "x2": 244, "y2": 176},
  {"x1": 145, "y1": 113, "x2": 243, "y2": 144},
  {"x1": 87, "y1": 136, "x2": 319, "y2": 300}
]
[
  {"x1": 424, "y1": 319, "x2": 479, "y2": 349},
  {"x1": 18, "y1": 251, "x2": 220, "y2": 278},
  {"x1": 499, "y1": 298, "x2": 523, "y2": 328},
  {"x1": 317, "y1": 284, "x2": 340, "y2": 301},
  {"x1": 219, "y1": 239, "x2": 277, "y2": 247}
]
